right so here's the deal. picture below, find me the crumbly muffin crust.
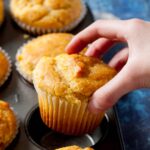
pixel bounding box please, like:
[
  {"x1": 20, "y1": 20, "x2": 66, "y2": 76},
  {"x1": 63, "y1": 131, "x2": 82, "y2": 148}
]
[
  {"x1": 16, "y1": 33, "x2": 73, "y2": 82},
  {"x1": 0, "y1": 101, "x2": 17, "y2": 149},
  {"x1": 10, "y1": 0, "x2": 85, "y2": 30},
  {"x1": 33, "y1": 54, "x2": 116, "y2": 103}
]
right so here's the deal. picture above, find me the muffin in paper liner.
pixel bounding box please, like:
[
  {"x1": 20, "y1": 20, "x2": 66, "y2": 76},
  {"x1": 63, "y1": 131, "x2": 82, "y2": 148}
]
[
  {"x1": 56, "y1": 145, "x2": 94, "y2": 150},
  {"x1": 10, "y1": 0, "x2": 87, "y2": 35},
  {"x1": 5, "y1": 108, "x2": 20, "y2": 149},
  {"x1": 0, "y1": 100, "x2": 20, "y2": 150},
  {"x1": 33, "y1": 54, "x2": 117, "y2": 135},
  {"x1": 37, "y1": 90, "x2": 104, "y2": 135},
  {"x1": 0, "y1": 47, "x2": 12, "y2": 87},
  {"x1": 15, "y1": 33, "x2": 74, "y2": 83}
]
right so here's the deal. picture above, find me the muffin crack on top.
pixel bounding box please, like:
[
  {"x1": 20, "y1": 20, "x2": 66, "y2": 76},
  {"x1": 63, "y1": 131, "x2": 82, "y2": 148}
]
[
  {"x1": 33, "y1": 54, "x2": 116, "y2": 135},
  {"x1": 53, "y1": 58, "x2": 88, "y2": 102},
  {"x1": 33, "y1": 54, "x2": 117, "y2": 103},
  {"x1": 10, "y1": 1, "x2": 83, "y2": 22}
]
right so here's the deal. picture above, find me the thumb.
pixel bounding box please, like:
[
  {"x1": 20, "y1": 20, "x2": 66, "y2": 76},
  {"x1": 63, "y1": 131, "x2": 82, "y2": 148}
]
[{"x1": 88, "y1": 65, "x2": 135, "y2": 113}]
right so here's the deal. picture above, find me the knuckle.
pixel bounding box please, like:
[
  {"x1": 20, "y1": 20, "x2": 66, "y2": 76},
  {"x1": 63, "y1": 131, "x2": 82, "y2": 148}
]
[
  {"x1": 129, "y1": 18, "x2": 144, "y2": 24},
  {"x1": 94, "y1": 20, "x2": 101, "y2": 25},
  {"x1": 124, "y1": 62, "x2": 139, "y2": 87},
  {"x1": 93, "y1": 20, "x2": 101, "y2": 28},
  {"x1": 91, "y1": 42, "x2": 100, "y2": 51}
]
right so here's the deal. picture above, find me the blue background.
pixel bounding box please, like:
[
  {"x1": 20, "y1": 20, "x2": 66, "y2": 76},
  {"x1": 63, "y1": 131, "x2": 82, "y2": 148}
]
[{"x1": 84, "y1": 0, "x2": 150, "y2": 150}]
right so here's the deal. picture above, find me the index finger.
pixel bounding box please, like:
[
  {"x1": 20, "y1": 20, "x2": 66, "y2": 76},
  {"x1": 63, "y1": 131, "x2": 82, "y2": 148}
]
[{"x1": 65, "y1": 20, "x2": 127, "y2": 54}]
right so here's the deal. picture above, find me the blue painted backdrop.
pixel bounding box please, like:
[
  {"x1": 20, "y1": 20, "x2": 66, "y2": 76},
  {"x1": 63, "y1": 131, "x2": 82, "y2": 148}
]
[{"x1": 84, "y1": 0, "x2": 150, "y2": 150}]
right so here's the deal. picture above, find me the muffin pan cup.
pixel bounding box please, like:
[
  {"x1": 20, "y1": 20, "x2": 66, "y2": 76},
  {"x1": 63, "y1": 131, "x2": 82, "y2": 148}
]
[{"x1": 24, "y1": 105, "x2": 109, "y2": 150}]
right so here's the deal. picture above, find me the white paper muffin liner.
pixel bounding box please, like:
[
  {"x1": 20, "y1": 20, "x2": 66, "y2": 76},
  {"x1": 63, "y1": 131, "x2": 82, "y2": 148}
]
[
  {"x1": 5, "y1": 107, "x2": 20, "y2": 148},
  {"x1": 15, "y1": 42, "x2": 33, "y2": 83},
  {"x1": 0, "y1": 47, "x2": 12, "y2": 87},
  {"x1": 10, "y1": 2, "x2": 87, "y2": 35},
  {"x1": 37, "y1": 89, "x2": 104, "y2": 136}
]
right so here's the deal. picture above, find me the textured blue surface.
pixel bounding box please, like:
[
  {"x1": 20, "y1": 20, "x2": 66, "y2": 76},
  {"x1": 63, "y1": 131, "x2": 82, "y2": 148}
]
[
  {"x1": 117, "y1": 90, "x2": 150, "y2": 150},
  {"x1": 85, "y1": 0, "x2": 150, "y2": 20},
  {"x1": 84, "y1": 0, "x2": 150, "y2": 150}
]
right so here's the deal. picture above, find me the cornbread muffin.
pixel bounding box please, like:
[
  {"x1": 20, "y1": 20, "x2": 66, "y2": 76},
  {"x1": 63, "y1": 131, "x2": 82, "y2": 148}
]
[
  {"x1": 0, "y1": 100, "x2": 18, "y2": 150},
  {"x1": 56, "y1": 145, "x2": 94, "y2": 150},
  {"x1": 33, "y1": 54, "x2": 116, "y2": 135},
  {"x1": 10, "y1": 0, "x2": 86, "y2": 34},
  {"x1": 0, "y1": 48, "x2": 12, "y2": 87},
  {"x1": 16, "y1": 33, "x2": 73, "y2": 83},
  {"x1": 0, "y1": 0, "x2": 4, "y2": 25}
]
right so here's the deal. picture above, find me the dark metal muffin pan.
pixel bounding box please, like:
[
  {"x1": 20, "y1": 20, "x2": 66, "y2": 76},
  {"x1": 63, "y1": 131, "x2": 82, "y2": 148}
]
[
  {"x1": 1, "y1": 0, "x2": 124, "y2": 150},
  {"x1": 24, "y1": 105, "x2": 110, "y2": 150}
]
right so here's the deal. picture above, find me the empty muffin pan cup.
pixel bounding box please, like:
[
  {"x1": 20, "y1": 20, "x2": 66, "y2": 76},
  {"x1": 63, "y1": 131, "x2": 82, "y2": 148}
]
[{"x1": 24, "y1": 104, "x2": 110, "y2": 150}]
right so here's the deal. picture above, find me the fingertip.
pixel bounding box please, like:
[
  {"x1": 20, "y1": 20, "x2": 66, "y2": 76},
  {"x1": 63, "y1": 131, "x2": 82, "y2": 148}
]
[
  {"x1": 65, "y1": 44, "x2": 74, "y2": 54},
  {"x1": 65, "y1": 48, "x2": 73, "y2": 54},
  {"x1": 108, "y1": 47, "x2": 128, "y2": 71},
  {"x1": 65, "y1": 39, "x2": 85, "y2": 54},
  {"x1": 88, "y1": 98, "x2": 105, "y2": 114}
]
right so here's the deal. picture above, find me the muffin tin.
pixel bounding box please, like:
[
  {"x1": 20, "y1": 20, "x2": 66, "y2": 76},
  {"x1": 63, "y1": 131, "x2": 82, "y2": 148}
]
[
  {"x1": 1, "y1": 1, "x2": 124, "y2": 150},
  {"x1": 24, "y1": 105, "x2": 109, "y2": 150}
]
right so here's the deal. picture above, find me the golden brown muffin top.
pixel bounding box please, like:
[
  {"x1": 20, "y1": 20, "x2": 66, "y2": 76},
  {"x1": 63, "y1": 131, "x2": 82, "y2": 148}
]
[
  {"x1": 0, "y1": 50, "x2": 10, "y2": 86},
  {"x1": 56, "y1": 145, "x2": 94, "y2": 150},
  {"x1": 16, "y1": 33, "x2": 73, "y2": 82},
  {"x1": 33, "y1": 54, "x2": 116, "y2": 103},
  {"x1": 0, "y1": 100, "x2": 17, "y2": 149},
  {"x1": 0, "y1": 0, "x2": 4, "y2": 24},
  {"x1": 10, "y1": 0, "x2": 84, "y2": 29}
]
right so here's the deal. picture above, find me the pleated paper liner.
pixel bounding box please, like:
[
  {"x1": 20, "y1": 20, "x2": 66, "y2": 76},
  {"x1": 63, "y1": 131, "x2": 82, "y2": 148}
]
[
  {"x1": 15, "y1": 44, "x2": 33, "y2": 84},
  {"x1": 38, "y1": 90, "x2": 104, "y2": 136},
  {"x1": 24, "y1": 104, "x2": 109, "y2": 149}
]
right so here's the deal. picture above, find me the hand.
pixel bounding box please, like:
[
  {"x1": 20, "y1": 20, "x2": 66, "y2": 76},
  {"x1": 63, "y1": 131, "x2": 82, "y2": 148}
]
[{"x1": 65, "y1": 19, "x2": 150, "y2": 113}]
